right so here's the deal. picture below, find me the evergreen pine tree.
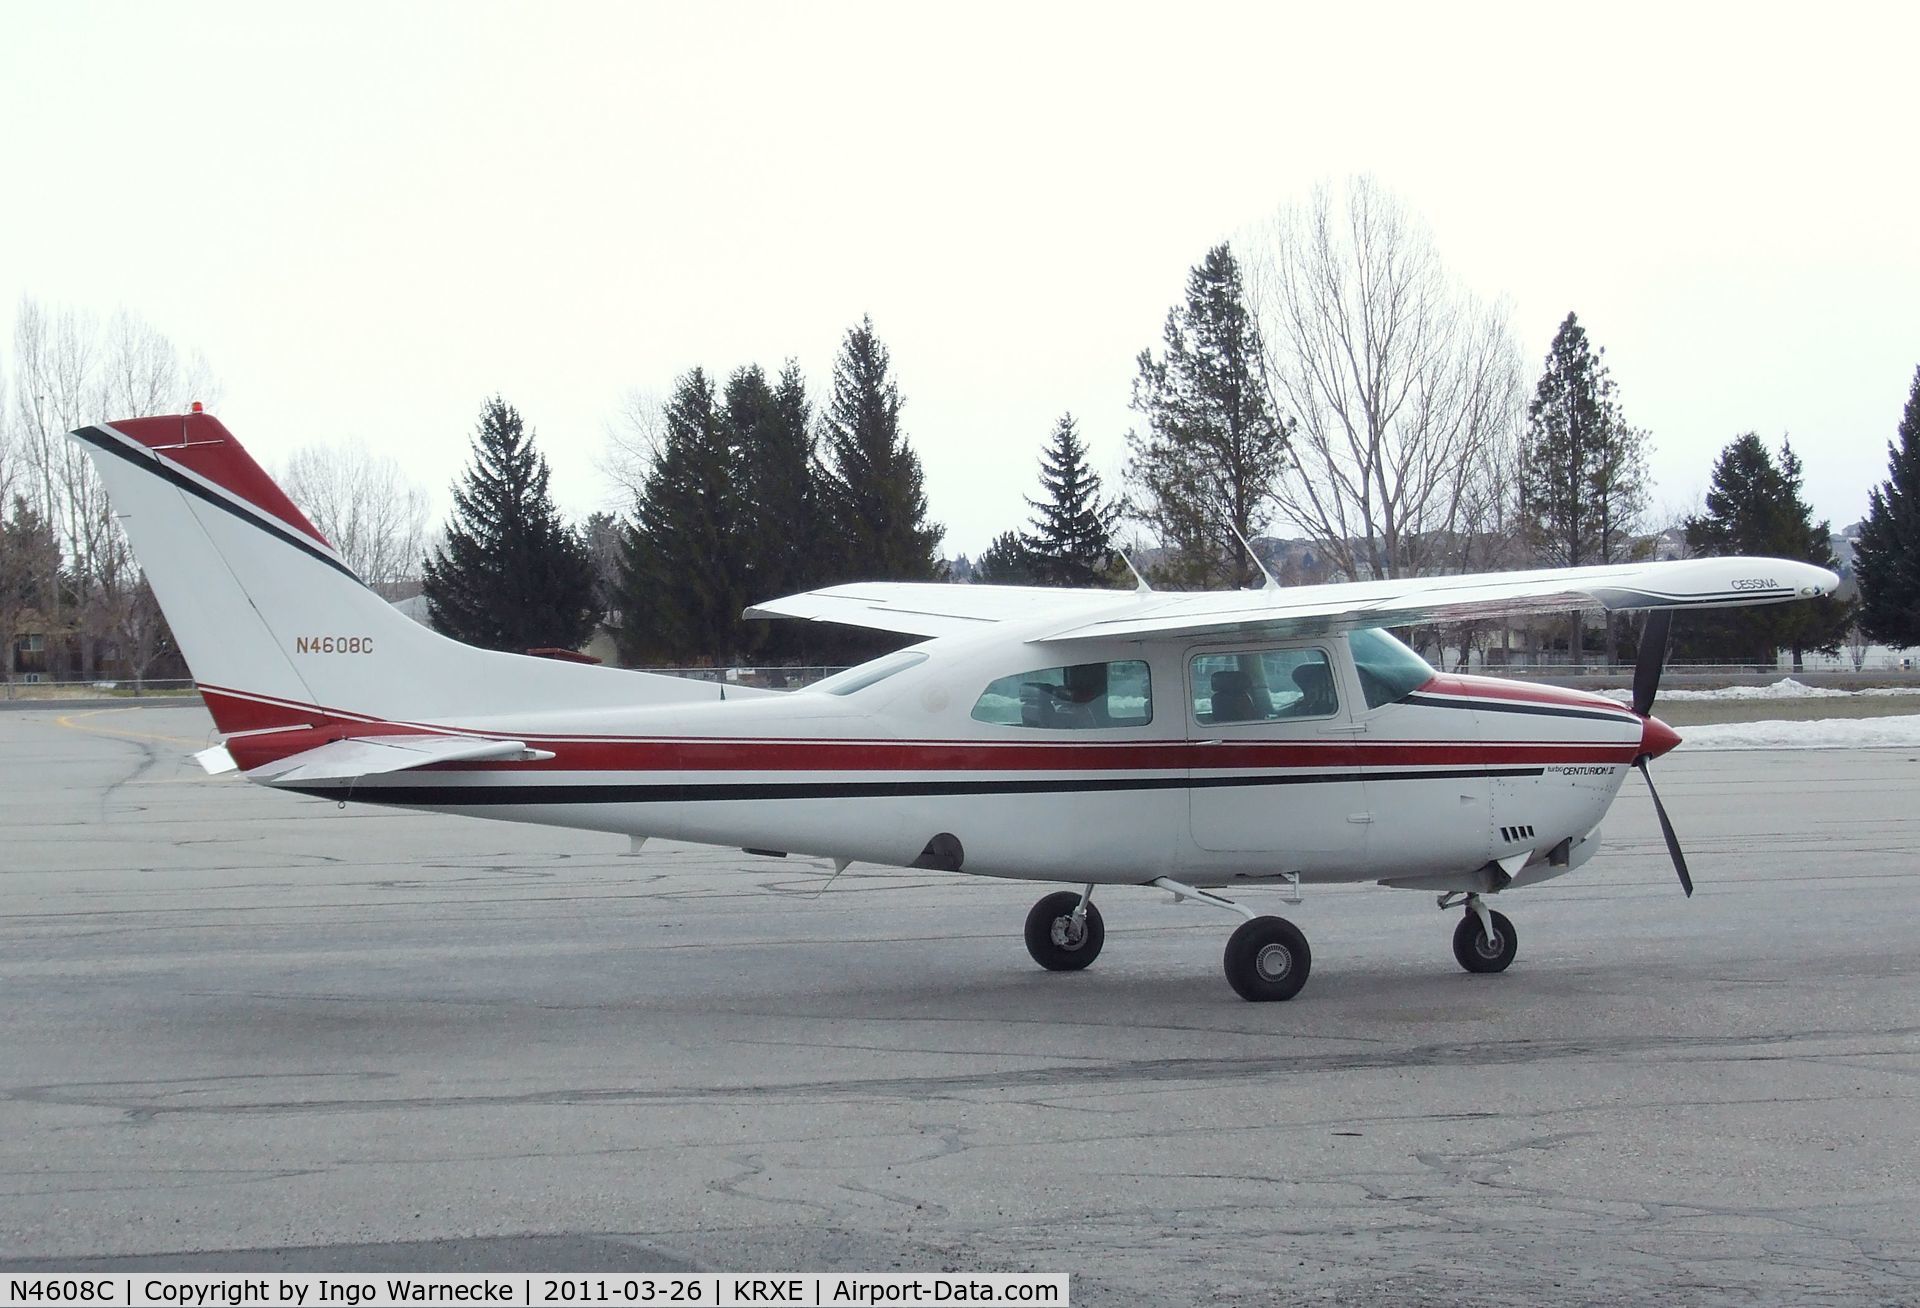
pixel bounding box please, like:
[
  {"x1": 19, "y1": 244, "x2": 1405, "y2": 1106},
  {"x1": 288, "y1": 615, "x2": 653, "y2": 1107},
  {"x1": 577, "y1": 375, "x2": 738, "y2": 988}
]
[
  {"x1": 619, "y1": 368, "x2": 744, "y2": 664},
  {"x1": 1854, "y1": 367, "x2": 1920, "y2": 647},
  {"x1": 581, "y1": 511, "x2": 625, "y2": 618},
  {"x1": 1680, "y1": 433, "x2": 1851, "y2": 667},
  {"x1": 0, "y1": 496, "x2": 63, "y2": 682},
  {"x1": 1518, "y1": 312, "x2": 1650, "y2": 664},
  {"x1": 1125, "y1": 244, "x2": 1290, "y2": 589},
  {"x1": 729, "y1": 361, "x2": 823, "y2": 660},
  {"x1": 1020, "y1": 413, "x2": 1117, "y2": 586},
  {"x1": 819, "y1": 316, "x2": 942, "y2": 581},
  {"x1": 423, "y1": 397, "x2": 597, "y2": 653},
  {"x1": 973, "y1": 530, "x2": 1036, "y2": 584}
]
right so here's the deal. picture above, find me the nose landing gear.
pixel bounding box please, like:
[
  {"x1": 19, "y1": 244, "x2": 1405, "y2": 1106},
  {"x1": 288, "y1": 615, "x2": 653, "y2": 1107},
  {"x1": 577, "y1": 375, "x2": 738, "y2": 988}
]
[{"x1": 1443, "y1": 891, "x2": 1517, "y2": 974}]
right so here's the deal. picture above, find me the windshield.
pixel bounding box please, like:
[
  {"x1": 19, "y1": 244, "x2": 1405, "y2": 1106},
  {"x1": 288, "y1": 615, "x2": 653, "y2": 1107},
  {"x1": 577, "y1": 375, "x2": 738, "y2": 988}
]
[
  {"x1": 1346, "y1": 627, "x2": 1437, "y2": 708},
  {"x1": 808, "y1": 650, "x2": 930, "y2": 696}
]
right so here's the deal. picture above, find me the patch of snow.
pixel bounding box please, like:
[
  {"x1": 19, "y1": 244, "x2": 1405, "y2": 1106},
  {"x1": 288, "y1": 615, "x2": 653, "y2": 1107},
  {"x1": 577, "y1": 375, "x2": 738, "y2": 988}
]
[
  {"x1": 1597, "y1": 677, "x2": 1920, "y2": 702},
  {"x1": 1678, "y1": 716, "x2": 1920, "y2": 750}
]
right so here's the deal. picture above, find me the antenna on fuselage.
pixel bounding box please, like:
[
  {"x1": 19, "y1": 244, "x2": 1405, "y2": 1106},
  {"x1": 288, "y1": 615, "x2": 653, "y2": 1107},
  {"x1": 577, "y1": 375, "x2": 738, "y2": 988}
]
[
  {"x1": 1227, "y1": 521, "x2": 1282, "y2": 592},
  {"x1": 1115, "y1": 548, "x2": 1153, "y2": 593}
]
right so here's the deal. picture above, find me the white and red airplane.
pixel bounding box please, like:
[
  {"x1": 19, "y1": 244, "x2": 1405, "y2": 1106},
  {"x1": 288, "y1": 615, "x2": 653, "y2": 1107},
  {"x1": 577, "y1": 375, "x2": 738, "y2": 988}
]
[{"x1": 74, "y1": 411, "x2": 1839, "y2": 1000}]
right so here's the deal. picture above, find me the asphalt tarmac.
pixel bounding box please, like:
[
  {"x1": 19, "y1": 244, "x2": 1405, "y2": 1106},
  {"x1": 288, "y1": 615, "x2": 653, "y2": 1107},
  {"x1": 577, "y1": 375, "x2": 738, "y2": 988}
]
[{"x1": 2, "y1": 704, "x2": 1916, "y2": 1305}]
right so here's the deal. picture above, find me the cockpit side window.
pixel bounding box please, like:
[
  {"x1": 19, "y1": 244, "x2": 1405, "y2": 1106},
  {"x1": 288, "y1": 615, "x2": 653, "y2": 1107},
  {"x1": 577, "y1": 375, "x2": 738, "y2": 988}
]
[
  {"x1": 970, "y1": 660, "x2": 1153, "y2": 729},
  {"x1": 1189, "y1": 648, "x2": 1338, "y2": 724},
  {"x1": 1345, "y1": 627, "x2": 1437, "y2": 708}
]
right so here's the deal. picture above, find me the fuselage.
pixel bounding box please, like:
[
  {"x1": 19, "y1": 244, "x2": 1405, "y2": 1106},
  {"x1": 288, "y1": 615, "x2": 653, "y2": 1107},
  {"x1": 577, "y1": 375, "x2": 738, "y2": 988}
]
[{"x1": 218, "y1": 621, "x2": 1663, "y2": 892}]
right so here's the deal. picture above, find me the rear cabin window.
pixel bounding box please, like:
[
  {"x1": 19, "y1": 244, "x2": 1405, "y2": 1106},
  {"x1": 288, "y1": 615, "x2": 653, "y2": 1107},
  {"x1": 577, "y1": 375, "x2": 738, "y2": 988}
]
[
  {"x1": 970, "y1": 660, "x2": 1153, "y2": 729},
  {"x1": 1189, "y1": 648, "x2": 1338, "y2": 724}
]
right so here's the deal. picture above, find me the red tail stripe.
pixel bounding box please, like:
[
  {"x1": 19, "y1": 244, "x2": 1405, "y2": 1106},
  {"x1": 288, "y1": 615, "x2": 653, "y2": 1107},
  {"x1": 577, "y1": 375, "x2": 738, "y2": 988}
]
[{"x1": 107, "y1": 413, "x2": 331, "y2": 550}]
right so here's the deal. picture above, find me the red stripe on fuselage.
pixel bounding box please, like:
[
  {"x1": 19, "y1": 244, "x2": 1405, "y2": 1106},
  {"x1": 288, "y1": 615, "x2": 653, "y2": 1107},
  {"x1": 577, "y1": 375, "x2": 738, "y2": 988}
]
[
  {"x1": 203, "y1": 687, "x2": 1638, "y2": 774},
  {"x1": 106, "y1": 414, "x2": 332, "y2": 550}
]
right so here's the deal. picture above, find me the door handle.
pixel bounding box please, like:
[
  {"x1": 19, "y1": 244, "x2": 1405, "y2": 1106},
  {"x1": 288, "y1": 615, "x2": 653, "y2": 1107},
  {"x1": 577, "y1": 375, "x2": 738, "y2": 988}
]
[{"x1": 1318, "y1": 723, "x2": 1369, "y2": 735}]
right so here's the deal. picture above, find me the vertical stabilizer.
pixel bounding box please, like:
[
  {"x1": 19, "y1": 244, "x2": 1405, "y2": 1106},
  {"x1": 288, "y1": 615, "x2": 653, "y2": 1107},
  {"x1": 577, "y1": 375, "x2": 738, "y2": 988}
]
[{"x1": 73, "y1": 412, "x2": 724, "y2": 734}]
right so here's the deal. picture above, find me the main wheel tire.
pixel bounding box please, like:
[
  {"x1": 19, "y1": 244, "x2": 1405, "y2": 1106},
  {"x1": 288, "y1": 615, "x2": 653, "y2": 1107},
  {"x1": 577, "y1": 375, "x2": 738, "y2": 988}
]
[
  {"x1": 1223, "y1": 915, "x2": 1312, "y2": 1002},
  {"x1": 1453, "y1": 908, "x2": 1518, "y2": 974},
  {"x1": 1024, "y1": 891, "x2": 1105, "y2": 971}
]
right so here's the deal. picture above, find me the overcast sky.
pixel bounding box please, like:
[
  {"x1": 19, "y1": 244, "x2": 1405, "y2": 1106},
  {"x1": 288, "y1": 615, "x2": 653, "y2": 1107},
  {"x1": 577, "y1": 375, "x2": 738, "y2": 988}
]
[{"x1": 4, "y1": 1, "x2": 1915, "y2": 558}]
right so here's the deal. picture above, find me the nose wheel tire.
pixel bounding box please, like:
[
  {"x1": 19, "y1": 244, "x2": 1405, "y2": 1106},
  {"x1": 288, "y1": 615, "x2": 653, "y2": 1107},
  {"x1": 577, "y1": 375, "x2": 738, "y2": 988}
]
[
  {"x1": 1453, "y1": 908, "x2": 1517, "y2": 973},
  {"x1": 1223, "y1": 915, "x2": 1312, "y2": 1001},
  {"x1": 1024, "y1": 891, "x2": 1105, "y2": 971}
]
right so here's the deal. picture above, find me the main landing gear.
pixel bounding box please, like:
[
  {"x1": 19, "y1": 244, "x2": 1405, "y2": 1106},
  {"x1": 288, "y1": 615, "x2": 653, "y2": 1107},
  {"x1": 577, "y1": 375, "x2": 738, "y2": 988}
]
[
  {"x1": 1222, "y1": 913, "x2": 1311, "y2": 1002},
  {"x1": 1022, "y1": 879, "x2": 1312, "y2": 1001},
  {"x1": 1154, "y1": 878, "x2": 1310, "y2": 1001},
  {"x1": 1024, "y1": 886, "x2": 1105, "y2": 971},
  {"x1": 1442, "y1": 891, "x2": 1518, "y2": 974}
]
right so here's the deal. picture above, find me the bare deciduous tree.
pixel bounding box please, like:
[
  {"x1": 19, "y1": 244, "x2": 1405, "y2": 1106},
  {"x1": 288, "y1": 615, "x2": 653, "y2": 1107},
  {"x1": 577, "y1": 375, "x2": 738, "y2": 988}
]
[
  {"x1": 99, "y1": 310, "x2": 220, "y2": 423},
  {"x1": 7, "y1": 298, "x2": 218, "y2": 679},
  {"x1": 1246, "y1": 177, "x2": 1525, "y2": 584},
  {"x1": 598, "y1": 388, "x2": 667, "y2": 511},
  {"x1": 87, "y1": 529, "x2": 174, "y2": 690},
  {"x1": 281, "y1": 440, "x2": 431, "y2": 596},
  {"x1": 0, "y1": 366, "x2": 13, "y2": 506},
  {"x1": 12, "y1": 300, "x2": 99, "y2": 572}
]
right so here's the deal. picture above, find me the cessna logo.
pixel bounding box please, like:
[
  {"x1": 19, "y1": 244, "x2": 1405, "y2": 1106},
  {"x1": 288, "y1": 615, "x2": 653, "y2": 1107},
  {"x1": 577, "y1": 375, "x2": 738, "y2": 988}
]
[
  {"x1": 1729, "y1": 577, "x2": 1780, "y2": 591},
  {"x1": 296, "y1": 636, "x2": 374, "y2": 654}
]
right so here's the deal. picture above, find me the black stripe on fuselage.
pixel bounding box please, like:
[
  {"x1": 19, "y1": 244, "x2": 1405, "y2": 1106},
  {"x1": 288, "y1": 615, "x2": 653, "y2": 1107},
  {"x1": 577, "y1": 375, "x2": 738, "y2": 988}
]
[
  {"x1": 72, "y1": 426, "x2": 367, "y2": 587},
  {"x1": 285, "y1": 766, "x2": 1551, "y2": 807},
  {"x1": 1402, "y1": 693, "x2": 1634, "y2": 725}
]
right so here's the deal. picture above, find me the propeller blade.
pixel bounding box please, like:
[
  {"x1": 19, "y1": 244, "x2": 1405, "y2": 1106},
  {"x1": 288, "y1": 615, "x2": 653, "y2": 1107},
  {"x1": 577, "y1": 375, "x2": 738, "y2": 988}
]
[
  {"x1": 1636, "y1": 759, "x2": 1693, "y2": 897},
  {"x1": 1633, "y1": 609, "x2": 1673, "y2": 717}
]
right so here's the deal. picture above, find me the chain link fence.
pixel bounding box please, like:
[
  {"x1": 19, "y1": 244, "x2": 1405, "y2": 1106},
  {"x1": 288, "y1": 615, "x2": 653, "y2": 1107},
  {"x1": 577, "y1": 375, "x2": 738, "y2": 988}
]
[{"x1": 1, "y1": 677, "x2": 200, "y2": 700}]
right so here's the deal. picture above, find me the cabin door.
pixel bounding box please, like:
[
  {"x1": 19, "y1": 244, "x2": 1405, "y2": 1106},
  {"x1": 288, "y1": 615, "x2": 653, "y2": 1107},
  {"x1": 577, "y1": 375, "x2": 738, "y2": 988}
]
[{"x1": 1185, "y1": 643, "x2": 1371, "y2": 862}]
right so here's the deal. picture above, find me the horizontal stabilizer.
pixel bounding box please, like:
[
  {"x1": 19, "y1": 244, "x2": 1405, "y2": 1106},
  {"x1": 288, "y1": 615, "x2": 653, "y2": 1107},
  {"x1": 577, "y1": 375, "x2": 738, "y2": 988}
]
[
  {"x1": 247, "y1": 734, "x2": 554, "y2": 784},
  {"x1": 193, "y1": 744, "x2": 239, "y2": 775}
]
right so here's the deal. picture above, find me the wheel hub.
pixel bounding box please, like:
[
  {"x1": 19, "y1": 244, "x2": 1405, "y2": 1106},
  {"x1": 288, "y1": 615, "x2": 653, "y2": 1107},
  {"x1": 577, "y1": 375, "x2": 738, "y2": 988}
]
[
  {"x1": 1254, "y1": 941, "x2": 1294, "y2": 982},
  {"x1": 1050, "y1": 916, "x2": 1086, "y2": 950},
  {"x1": 1475, "y1": 931, "x2": 1503, "y2": 958}
]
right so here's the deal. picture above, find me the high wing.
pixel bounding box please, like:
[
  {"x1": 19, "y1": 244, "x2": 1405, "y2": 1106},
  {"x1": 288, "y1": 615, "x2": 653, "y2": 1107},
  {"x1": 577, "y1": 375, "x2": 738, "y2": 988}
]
[
  {"x1": 743, "y1": 581, "x2": 1126, "y2": 638},
  {"x1": 747, "y1": 556, "x2": 1841, "y2": 645},
  {"x1": 203, "y1": 734, "x2": 554, "y2": 784}
]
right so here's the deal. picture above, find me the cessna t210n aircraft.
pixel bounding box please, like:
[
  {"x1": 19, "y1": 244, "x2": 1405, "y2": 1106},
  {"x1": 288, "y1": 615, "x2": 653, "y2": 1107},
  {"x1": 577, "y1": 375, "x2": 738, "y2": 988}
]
[{"x1": 74, "y1": 411, "x2": 1840, "y2": 1001}]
